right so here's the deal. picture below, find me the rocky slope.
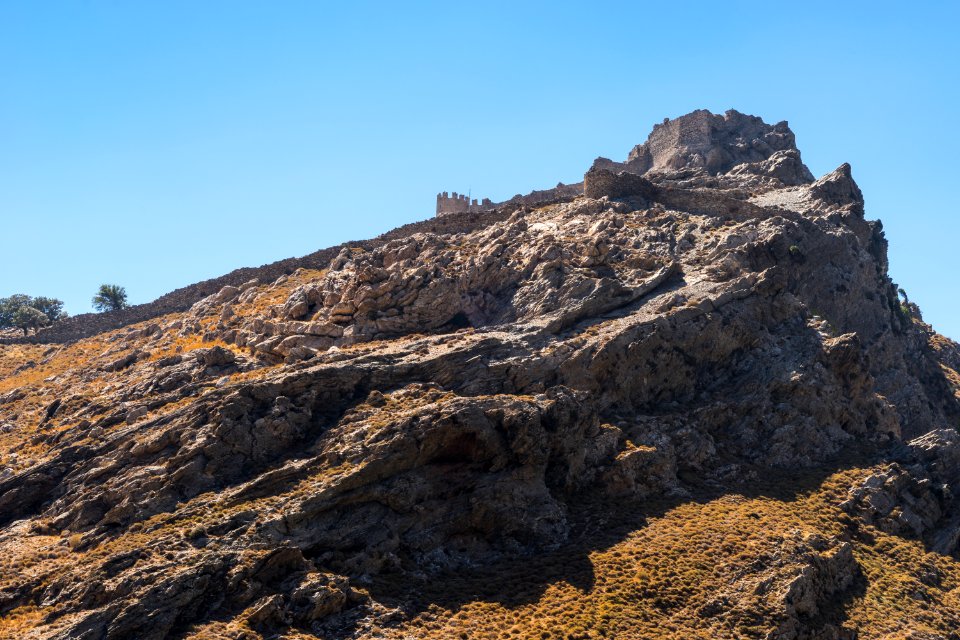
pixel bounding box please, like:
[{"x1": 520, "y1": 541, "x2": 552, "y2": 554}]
[{"x1": 1, "y1": 109, "x2": 959, "y2": 640}]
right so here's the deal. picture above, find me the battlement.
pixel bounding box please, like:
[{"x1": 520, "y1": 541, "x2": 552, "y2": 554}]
[
  {"x1": 436, "y1": 182, "x2": 584, "y2": 218},
  {"x1": 436, "y1": 191, "x2": 494, "y2": 217}
]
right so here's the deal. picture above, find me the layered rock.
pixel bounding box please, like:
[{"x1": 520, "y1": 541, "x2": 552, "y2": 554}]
[
  {"x1": 588, "y1": 109, "x2": 816, "y2": 191},
  {"x1": 0, "y1": 110, "x2": 958, "y2": 639}
]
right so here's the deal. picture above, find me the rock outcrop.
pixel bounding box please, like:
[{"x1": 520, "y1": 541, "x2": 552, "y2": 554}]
[
  {"x1": 1, "y1": 110, "x2": 959, "y2": 639},
  {"x1": 589, "y1": 109, "x2": 816, "y2": 188}
]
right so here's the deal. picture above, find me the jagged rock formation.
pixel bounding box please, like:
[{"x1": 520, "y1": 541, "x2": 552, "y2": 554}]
[
  {"x1": 1, "y1": 110, "x2": 959, "y2": 639},
  {"x1": 589, "y1": 109, "x2": 814, "y2": 186}
]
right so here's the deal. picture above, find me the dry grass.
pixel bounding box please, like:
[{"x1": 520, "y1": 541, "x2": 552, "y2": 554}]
[
  {"x1": 0, "y1": 310, "x2": 250, "y2": 470},
  {"x1": 368, "y1": 466, "x2": 960, "y2": 640},
  {"x1": 0, "y1": 605, "x2": 45, "y2": 638},
  {"x1": 3, "y1": 258, "x2": 960, "y2": 638},
  {"x1": 145, "y1": 333, "x2": 237, "y2": 363},
  {"x1": 5, "y1": 434, "x2": 960, "y2": 639},
  {"x1": 940, "y1": 364, "x2": 960, "y2": 401},
  {"x1": 230, "y1": 268, "x2": 328, "y2": 319}
]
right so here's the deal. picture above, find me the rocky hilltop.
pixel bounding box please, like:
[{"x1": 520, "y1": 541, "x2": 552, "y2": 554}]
[{"x1": 1, "y1": 110, "x2": 960, "y2": 640}]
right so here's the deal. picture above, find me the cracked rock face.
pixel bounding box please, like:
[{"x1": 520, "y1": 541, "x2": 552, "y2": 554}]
[
  {"x1": 628, "y1": 109, "x2": 809, "y2": 177},
  {"x1": 1, "y1": 110, "x2": 959, "y2": 639},
  {"x1": 591, "y1": 109, "x2": 816, "y2": 189}
]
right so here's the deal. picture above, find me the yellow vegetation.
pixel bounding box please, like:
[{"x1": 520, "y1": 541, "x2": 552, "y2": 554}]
[
  {"x1": 231, "y1": 268, "x2": 328, "y2": 318},
  {"x1": 370, "y1": 467, "x2": 960, "y2": 639},
  {"x1": 0, "y1": 605, "x2": 45, "y2": 638}
]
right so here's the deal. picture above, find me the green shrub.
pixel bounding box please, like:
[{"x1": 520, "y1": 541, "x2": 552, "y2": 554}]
[
  {"x1": 92, "y1": 284, "x2": 128, "y2": 312},
  {"x1": 0, "y1": 294, "x2": 67, "y2": 334}
]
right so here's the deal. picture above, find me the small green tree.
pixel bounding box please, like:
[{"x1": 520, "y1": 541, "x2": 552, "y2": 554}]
[
  {"x1": 92, "y1": 284, "x2": 128, "y2": 312},
  {"x1": 30, "y1": 296, "x2": 68, "y2": 322},
  {"x1": 0, "y1": 294, "x2": 67, "y2": 334},
  {"x1": 12, "y1": 306, "x2": 50, "y2": 335},
  {"x1": 0, "y1": 295, "x2": 32, "y2": 328}
]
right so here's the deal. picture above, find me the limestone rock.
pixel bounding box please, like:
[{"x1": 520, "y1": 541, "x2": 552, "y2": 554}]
[
  {"x1": 633, "y1": 110, "x2": 803, "y2": 174},
  {"x1": 840, "y1": 463, "x2": 945, "y2": 538},
  {"x1": 809, "y1": 163, "x2": 864, "y2": 210},
  {"x1": 0, "y1": 109, "x2": 958, "y2": 638}
]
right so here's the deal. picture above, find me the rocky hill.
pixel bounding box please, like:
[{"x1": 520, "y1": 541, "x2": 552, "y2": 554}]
[{"x1": 1, "y1": 110, "x2": 960, "y2": 640}]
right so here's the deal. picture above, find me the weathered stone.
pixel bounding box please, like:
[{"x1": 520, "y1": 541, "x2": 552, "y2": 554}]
[
  {"x1": 625, "y1": 109, "x2": 806, "y2": 176},
  {"x1": 0, "y1": 109, "x2": 958, "y2": 639},
  {"x1": 583, "y1": 166, "x2": 657, "y2": 200},
  {"x1": 199, "y1": 345, "x2": 235, "y2": 367}
]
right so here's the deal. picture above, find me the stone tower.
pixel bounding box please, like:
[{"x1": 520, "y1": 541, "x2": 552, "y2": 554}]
[{"x1": 436, "y1": 192, "x2": 494, "y2": 217}]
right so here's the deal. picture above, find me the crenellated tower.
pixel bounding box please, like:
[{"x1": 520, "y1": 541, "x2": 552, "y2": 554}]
[{"x1": 436, "y1": 191, "x2": 494, "y2": 217}]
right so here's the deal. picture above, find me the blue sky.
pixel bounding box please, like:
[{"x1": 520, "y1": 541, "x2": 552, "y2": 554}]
[{"x1": 1, "y1": 2, "x2": 958, "y2": 338}]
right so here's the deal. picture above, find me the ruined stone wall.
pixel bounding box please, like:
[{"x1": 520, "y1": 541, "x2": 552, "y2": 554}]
[
  {"x1": 655, "y1": 186, "x2": 771, "y2": 219},
  {"x1": 436, "y1": 192, "x2": 495, "y2": 216},
  {"x1": 0, "y1": 253, "x2": 337, "y2": 345},
  {"x1": 499, "y1": 182, "x2": 583, "y2": 208},
  {"x1": 583, "y1": 166, "x2": 773, "y2": 220},
  {"x1": 625, "y1": 109, "x2": 800, "y2": 176},
  {"x1": 623, "y1": 110, "x2": 715, "y2": 174},
  {"x1": 645, "y1": 109, "x2": 714, "y2": 168},
  {"x1": 3, "y1": 181, "x2": 593, "y2": 346},
  {"x1": 583, "y1": 168, "x2": 654, "y2": 200},
  {"x1": 436, "y1": 182, "x2": 584, "y2": 218},
  {"x1": 2, "y1": 201, "x2": 555, "y2": 345}
]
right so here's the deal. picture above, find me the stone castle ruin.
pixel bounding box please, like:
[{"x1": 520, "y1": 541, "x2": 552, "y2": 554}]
[
  {"x1": 435, "y1": 182, "x2": 584, "y2": 218},
  {"x1": 436, "y1": 192, "x2": 494, "y2": 216},
  {"x1": 435, "y1": 110, "x2": 816, "y2": 219}
]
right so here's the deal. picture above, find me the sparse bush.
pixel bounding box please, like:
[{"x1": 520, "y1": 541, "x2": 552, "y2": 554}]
[
  {"x1": 92, "y1": 284, "x2": 128, "y2": 312},
  {"x1": 896, "y1": 288, "x2": 920, "y2": 322}
]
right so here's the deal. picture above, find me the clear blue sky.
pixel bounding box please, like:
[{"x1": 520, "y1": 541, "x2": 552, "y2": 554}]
[{"x1": 1, "y1": 2, "x2": 958, "y2": 337}]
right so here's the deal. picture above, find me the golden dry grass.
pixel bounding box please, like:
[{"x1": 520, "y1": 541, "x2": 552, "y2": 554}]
[
  {"x1": 0, "y1": 605, "x2": 45, "y2": 638},
  {"x1": 3, "y1": 262, "x2": 960, "y2": 638},
  {"x1": 230, "y1": 268, "x2": 328, "y2": 319},
  {"x1": 367, "y1": 467, "x2": 960, "y2": 640}
]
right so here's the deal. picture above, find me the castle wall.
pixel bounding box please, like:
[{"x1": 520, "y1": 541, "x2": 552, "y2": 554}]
[
  {"x1": 583, "y1": 167, "x2": 654, "y2": 200},
  {"x1": 436, "y1": 182, "x2": 583, "y2": 218},
  {"x1": 436, "y1": 192, "x2": 494, "y2": 216},
  {"x1": 1, "y1": 205, "x2": 525, "y2": 345},
  {"x1": 6, "y1": 185, "x2": 585, "y2": 345}
]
